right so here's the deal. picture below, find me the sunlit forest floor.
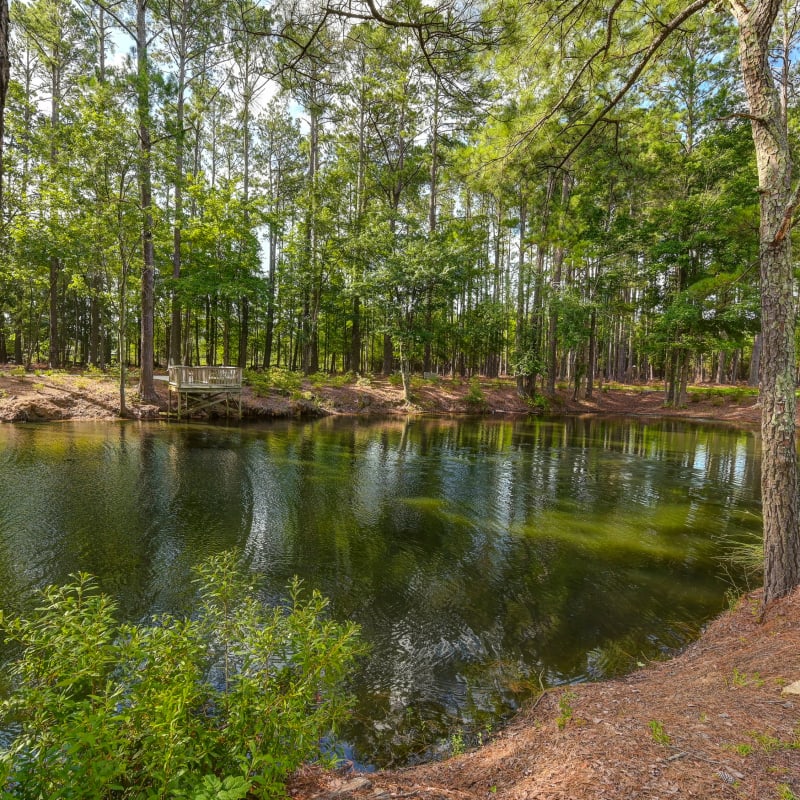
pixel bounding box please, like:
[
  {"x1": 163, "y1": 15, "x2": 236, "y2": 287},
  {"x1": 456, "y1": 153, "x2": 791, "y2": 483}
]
[
  {"x1": 0, "y1": 365, "x2": 764, "y2": 426},
  {"x1": 291, "y1": 588, "x2": 800, "y2": 800}
]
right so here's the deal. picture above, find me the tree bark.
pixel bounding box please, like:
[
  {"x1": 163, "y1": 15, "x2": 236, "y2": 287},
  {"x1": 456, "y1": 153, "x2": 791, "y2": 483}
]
[
  {"x1": 586, "y1": 307, "x2": 596, "y2": 399},
  {"x1": 749, "y1": 333, "x2": 761, "y2": 387},
  {"x1": 169, "y1": 49, "x2": 187, "y2": 366},
  {"x1": 731, "y1": 0, "x2": 800, "y2": 602},
  {"x1": 0, "y1": 0, "x2": 8, "y2": 215},
  {"x1": 515, "y1": 196, "x2": 528, "y2": 395},
  {"x1": 136, "y1": 0, "x2": 158, "y2": 402},
  {"x1": 546, "y1": 173, "x2": 571, "y2": 395}
]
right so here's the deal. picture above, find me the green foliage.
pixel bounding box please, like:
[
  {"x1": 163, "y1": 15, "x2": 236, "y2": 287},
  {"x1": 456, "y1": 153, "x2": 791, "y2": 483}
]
[
  {"x1": 556, "y1": 690, "x2": 576, "y2": 730},
  {"x1": 465, "y1": 378, "x2": 488, "y2": 411},
  {"x1": 648, "y1": 720, "x2": 671, "y2": 745},
  {"x1": 191, "y1": 774, "x2": 251, "y2": 800},
  {"x1": 449, "y1": 729, "x2": 465, "y2": 757},
  {"x1": 731, "y1": 668, "x2": 764, "y2": 688},
  {"x1": 308, "y1": 372, "x2": 356, "y2": 388},
  {"x1": 688, "y1": 386, "x2": 757, "y2": 402},
  {"x1": 527, "y1": 394, "x2": 551, "y2": 413},
  {"x1": 717, "y1": 530, "x2": 763, "y2": 591},
  {"x1": 246, "y1": 368, "x2": 303, "y2": 397},
  {"x1": 0, "y1": 552, "x2": 364, "y2": 799}
]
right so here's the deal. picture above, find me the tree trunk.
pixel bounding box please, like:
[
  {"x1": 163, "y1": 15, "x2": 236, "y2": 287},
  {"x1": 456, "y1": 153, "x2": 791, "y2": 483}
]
[
  {"x1": 586, "y1": 307, "x2": 596, "y2": 399},
  {"x1": 515, "y1": 197, "x2": 527, "y2": 395},
  {"x1": 749, "y1": 333, "x2": 762, "y2": 387},
  {"x1": 0, "y1": 0, "x2": 8, "y2": 215},
  {"x1": 547, "y1": 174, "x2": 571, "y2": 395},
  {"x1": 351, "y1": 295, "x2": 361, "y2": 374},
  {"x1": 169, "y1": 67, "x2": 185, "y2": 366},
  {"x1": 731, "y1": 0, "x2": 800, "y2": 602},
  {"x1": 238, "y1": 297, "x2": 249, "y2": 368},
  {"x1": 382, "y1": 332, "x2": 393, "y2": 375},
  {"x1": 716, "y1": 350, "x2": 726, "y2": 384},
  {"x1": 264, "y1": 227, "x2": 277, "y2": 369},
  {"x1": 136, "y1": 0, "x2": 158, "y2": 402}
]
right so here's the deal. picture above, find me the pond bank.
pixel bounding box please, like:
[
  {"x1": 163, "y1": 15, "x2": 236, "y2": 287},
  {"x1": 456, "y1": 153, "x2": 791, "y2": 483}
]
[
  {"x1": 0, "y1": 367, "x2": 764, "y2": 426},
  {"x1": 0, "y1": 369, "x2": 794, "y2": 797},
  {"x1": 290, "y1": 587, "x2": 800, "y2": 800}
]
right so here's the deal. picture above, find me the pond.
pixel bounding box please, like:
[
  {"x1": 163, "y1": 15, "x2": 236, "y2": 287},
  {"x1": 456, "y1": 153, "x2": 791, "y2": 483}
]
[{"x1": 0, "y1": 416, "x2": 761, "y2": 767}]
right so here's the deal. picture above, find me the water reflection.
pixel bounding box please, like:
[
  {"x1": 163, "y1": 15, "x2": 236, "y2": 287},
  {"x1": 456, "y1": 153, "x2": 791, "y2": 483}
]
[{"x1": 0, "y1": 416, "x2": 761, "y2": 766}]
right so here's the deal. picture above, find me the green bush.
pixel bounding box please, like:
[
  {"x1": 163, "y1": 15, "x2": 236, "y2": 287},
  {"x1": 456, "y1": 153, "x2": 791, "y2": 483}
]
[
  {"x1": 245, "y1": 368, "x2": 303, "y2": 397},
  {"x1": 0, "y1": 552, "x2": 364, "y2": 799},
  {"x1": 465, "y1": 378, "x2": 488, "y2": 411},
  {"x1": 308, "y1": 371, "x2": 355, "y2": 388},
  {"x1": 527, "y1": 393, "x2": 551, "y2": 413}
]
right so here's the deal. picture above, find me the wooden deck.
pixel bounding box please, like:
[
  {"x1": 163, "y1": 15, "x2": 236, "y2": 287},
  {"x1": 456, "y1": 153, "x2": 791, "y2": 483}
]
[{"x1": 168, "y1": 366, "x2": 243, "y2": 420}]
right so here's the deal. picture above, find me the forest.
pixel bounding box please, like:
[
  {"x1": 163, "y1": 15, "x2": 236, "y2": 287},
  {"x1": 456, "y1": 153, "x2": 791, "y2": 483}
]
[{"x1": 0, "y1": 0, "x2": 769, "y2": 407}]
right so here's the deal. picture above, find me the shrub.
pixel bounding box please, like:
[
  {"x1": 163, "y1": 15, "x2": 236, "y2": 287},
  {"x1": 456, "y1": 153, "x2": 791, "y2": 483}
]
[
  {"x1": 245, "y1": 368, "x2": 303, "y2": 397},
  {"x1": 465, "y1": 378, "x2": 488, "y2": 411},
  {"x1": 527, "y1": 393, "x2": 551, "y2": 413},
  {"x1": 0, "y1": 552, "x2": 364, "y2": 799}
]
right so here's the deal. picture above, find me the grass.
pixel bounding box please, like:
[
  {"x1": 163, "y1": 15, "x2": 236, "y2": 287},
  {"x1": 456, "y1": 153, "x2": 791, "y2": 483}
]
[
  {"x1": 717, "y1": 531, "x2": 763, "y2": 591},
  {"x1": 308, "y1": 371, "x2": 356, "y2": 388},
  {"x1": 687, "y1": 385, "x2": 758, "y2": 402}
]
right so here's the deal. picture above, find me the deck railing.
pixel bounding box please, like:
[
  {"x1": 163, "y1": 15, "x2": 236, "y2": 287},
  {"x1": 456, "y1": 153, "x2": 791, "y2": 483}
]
[{"x1": 168, "y1": 365, "x2": 242, "y2": 391}]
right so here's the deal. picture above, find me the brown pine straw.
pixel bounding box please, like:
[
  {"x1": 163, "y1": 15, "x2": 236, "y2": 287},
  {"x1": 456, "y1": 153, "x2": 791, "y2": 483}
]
[{"x1": 289, "y1": 587, "x2": 800, "y2": 800}]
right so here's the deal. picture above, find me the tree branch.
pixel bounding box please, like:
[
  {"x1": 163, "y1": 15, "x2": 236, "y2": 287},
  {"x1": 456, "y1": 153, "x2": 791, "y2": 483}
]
[{"x1": 550, "y1": 0, "x2": 716, "y2": 167}]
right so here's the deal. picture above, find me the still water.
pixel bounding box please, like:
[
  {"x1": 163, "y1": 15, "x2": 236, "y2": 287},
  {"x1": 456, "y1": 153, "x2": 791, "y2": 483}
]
[{"x1": 0, "y1": 416, "x2": 761, "y2": 766}]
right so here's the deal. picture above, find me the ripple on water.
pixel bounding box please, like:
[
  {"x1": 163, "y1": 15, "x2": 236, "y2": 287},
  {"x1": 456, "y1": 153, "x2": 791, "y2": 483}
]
[{"x1": 0, "y1": 418, "x2": 762, "y2": 768}]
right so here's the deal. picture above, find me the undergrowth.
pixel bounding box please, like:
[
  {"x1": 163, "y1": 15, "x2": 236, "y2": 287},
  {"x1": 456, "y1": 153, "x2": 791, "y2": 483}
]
[{"x1": 0, "y1": 551, "x2": 364, "y2": 799}]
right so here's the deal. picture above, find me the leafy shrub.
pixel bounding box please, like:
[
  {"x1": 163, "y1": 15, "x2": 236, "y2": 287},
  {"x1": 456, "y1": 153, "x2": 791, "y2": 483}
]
[
  {"x1": 246, "y1": 368, "x2": 303, "y2": 397},
  {"x1": 308, "y1": 372, "x2": 355, "y2": 388},
  {"x1": 0, "y1": 552, "x2": 364, "y2": 799},
  {"x1": 465, "y1": 378, "x2": 488, "y2": 411},
  {"x1": 527, "y1": 393, "x2": 551, "y2": 413}
]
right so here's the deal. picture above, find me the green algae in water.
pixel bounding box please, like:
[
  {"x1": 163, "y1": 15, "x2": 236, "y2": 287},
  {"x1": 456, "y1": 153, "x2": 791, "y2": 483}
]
[{"x1": 0, "y1": 416, "x2": 760, "y2": 768}]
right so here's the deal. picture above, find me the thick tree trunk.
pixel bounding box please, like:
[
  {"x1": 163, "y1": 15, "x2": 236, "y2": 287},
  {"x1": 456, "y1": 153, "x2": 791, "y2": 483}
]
[{"x1": 732, "y1": 0, "x2": 800, "y2": 602}]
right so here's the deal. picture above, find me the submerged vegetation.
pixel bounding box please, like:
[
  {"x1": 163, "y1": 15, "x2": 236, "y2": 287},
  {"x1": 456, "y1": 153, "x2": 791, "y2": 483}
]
[{"x1": 0, "y1": 552, "x2": 364, "y2": 799}]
